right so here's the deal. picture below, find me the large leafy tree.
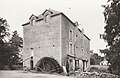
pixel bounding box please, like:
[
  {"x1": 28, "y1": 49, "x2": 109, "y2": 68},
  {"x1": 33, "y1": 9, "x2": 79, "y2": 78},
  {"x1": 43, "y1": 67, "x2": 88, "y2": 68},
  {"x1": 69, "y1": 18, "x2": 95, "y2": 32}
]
[
  {"x1": 0, "y1": 17, "x2": 10, "y2": 68},
  {"x1": 8, "y1": 31, "x2": 23, "y2": 67},
  {"x1": 100, "y1": 0, "x2": 120, "y2": 75},
  {"x1": 0, "y1": 17, "x2": 23, "y2": 69}
]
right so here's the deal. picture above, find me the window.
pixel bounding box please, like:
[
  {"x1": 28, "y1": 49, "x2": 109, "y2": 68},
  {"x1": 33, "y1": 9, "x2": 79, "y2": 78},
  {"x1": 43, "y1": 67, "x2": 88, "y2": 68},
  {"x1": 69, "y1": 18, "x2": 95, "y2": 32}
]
[
  {"x1": 69, "y1": 42, "x2": 73, "y2": 54},
  {"x1": 69, "y1": 29, "x2": 73, "y2": 40},
  {"x1": 75, "y1": 35, "x2": 78, "y2": 41},
  {"x1": 82, "y1": 48, "x2": 84, "y2": 55},
  {"x1": 44, "y1": 13, "x2": 51, "y2": 22},
  {"x1": 82, "y1": 48, "x2": 84, "y2": 52},
  {"x1": 75, "y1": 46, "x2": 78, "y2": 56},
  {"x1": 75, "y1": 60, "x2": 79, "y2": 70},
  {"x1": 31, "y1": 19, "x2": 35, "y2": 26},
  {"x1": 44, "y1": 14, "x2": 48, "y2": 22}
]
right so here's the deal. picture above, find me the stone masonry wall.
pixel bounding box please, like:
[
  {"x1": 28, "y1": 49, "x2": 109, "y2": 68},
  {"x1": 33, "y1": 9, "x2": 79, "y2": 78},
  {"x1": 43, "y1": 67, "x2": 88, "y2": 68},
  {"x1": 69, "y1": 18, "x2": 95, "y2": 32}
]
[
  {"x1": 23, "y1": 15, "x2": 62, "y2": 68},
  {"x1": 61, "y1": 14, "x2": 90, "y2": 71},
  {"x1": 23, "y1": 10, "x2": 90, "y2": 71}
]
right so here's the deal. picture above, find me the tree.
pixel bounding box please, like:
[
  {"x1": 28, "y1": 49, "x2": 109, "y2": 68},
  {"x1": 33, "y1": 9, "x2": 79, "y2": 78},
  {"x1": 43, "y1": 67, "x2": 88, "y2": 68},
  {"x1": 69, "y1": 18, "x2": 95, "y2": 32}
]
[
  {"x1": 100, "y1": 0, "x2": 120, "y2": 75},
  {"x1": 90, "y1": 52, "x2": 103, "y2": 65},
  {"x1": 0, "y1": 17, "x2": 23, "y2": 70},
  {"x1": 8, "y1": 31, "x2": 23, "y2": 67},
  {"x1": 0, "y1": 17, "x2": 10, "y2": 38},
  {"x1": 0, "y1": 17, "x2": 10, "y2": 69}
]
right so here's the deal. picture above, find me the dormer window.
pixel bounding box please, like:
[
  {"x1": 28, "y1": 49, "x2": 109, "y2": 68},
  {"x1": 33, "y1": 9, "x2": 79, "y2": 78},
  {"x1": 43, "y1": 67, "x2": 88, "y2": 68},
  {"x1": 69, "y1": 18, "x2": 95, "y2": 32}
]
[
  {"x1": 29, "y1": 14, "x2": 37, "y2": 26},
  {"x1": 44, "y1": 14, "x2": 50, "y2": 22},
  {"x1": 31, "y1": 19, "x2": 35, "y2": 26},
  {"x1": 44, "y1": 11, "x2": 51, "y2": 22}
]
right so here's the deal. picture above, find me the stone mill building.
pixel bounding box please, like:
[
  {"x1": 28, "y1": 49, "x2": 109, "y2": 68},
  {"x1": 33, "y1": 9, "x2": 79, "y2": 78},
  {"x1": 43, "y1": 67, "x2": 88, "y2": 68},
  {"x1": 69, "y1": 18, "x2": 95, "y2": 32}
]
[{"x1": 22, "y1": 9, "x2": 90, "y2": 73}]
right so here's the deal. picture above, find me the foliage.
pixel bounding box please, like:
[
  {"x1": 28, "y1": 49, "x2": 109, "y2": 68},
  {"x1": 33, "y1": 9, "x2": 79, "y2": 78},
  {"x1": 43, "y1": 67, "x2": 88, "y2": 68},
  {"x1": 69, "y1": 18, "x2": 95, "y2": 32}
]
[
  {"x1": 101, "y1": 0, "x2": 120, "y2": 75},
  {"x1": 90, "y1": 52, "x2": 103, "y2": 65},
  {"x1": 79, "y1": 72, "x2": 120, "y2": 78},
  {"x1": 0, "y1": 17, "x2": 10, "y2": 68},
  {"x1": 0, "y1": 17, "x2": 23, "y2": 70},
  {"x1": 0, "y1": 17, "x2": 10, "y2": 40},
  {"x1": 8, "y1": 31, "x2": 23, "y2": 67}
]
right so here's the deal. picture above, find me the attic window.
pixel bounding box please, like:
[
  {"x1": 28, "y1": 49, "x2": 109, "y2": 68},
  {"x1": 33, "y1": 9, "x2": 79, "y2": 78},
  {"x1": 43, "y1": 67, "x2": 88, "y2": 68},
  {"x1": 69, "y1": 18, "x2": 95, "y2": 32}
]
[
  {"x1": 31, "y1": 19, "x2": 35, "y2": 26},
  {"x1": 44, "y1": 14, "x2": 51, "y2": 22}
]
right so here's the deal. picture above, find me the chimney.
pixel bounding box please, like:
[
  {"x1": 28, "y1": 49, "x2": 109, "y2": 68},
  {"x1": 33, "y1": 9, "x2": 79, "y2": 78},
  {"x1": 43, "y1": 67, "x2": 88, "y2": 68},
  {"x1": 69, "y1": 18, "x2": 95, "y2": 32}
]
[
  {"x1": 74, "y1": 21, "x2": 79, "y2": 27},
  {"x1": 82, "y1": 28, "x2": 84, "y2": 34}
]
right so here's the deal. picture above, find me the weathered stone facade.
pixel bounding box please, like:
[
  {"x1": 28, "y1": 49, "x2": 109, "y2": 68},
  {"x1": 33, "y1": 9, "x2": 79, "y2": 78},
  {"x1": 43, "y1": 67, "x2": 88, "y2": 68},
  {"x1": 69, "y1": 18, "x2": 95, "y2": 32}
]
[{"x1": 22, "y1": 9, "x2": 90, "y2": 72}]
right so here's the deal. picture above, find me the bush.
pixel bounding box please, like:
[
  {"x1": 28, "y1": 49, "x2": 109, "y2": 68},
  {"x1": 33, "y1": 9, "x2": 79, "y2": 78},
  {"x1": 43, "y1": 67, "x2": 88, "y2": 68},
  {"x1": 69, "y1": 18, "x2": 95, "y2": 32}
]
[{"x1": 77, "y1": 72, "x2": 120, "y2": 78}]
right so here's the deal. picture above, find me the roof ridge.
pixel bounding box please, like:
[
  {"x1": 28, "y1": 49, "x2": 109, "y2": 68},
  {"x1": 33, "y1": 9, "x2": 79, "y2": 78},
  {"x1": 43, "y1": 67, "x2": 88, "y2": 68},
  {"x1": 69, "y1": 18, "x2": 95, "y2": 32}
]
[{"x1": 37, "y1": 9, "x2": 61, "y2": 19}]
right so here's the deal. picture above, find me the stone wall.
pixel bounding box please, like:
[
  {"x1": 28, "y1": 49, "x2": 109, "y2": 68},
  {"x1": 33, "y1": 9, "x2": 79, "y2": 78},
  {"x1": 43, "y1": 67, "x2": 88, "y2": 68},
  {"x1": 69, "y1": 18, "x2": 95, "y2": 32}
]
[
  {"x1": 23, "y1": 14, "x2": 62, "y2": 68},
  {"x1": 23, "y1": 9, "x2": 90, "y2": 71},
  {"x1": 61, "y1": 14, "x2": 90, "y2": 71}
]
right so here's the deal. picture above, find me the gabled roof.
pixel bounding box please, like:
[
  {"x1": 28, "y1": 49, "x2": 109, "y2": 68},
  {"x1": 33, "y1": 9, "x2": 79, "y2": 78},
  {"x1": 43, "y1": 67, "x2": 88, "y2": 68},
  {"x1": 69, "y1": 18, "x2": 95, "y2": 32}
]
[
  {"x1": 22, "y1": 9, "x2": 62, "y2": 26},
  {"x1": 29, "y1": 14, "x2": 38, "y2": 20},
  {"x1": 22, "y1": 9, "x2": 90, "y2": 40},
  {"x1": 78, "y1": 28, "x2": 90, "y2": 40},
  {"x1": 37, "y1": 8, "x2": 61, "y2": 19},
  {"x1": 42, "y1": 9, "x2": 61, "y2": 16}
]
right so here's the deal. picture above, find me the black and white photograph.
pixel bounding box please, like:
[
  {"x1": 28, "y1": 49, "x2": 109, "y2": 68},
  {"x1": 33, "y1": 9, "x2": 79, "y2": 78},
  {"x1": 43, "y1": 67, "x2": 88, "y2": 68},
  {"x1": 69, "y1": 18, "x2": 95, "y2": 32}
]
[{"x1": 0, "y1": 0, "x2": 120, "y2": 78}]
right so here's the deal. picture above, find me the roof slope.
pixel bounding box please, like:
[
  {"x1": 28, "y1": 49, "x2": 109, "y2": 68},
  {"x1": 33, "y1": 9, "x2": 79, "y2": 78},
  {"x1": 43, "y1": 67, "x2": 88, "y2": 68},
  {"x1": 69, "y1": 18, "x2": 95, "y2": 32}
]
[
  {"x1": 22, "y1": 9, "x2": 62, "y2": 26},
  {"x1": 22, "y1": 9, "x2": 90, "y2": 40}
]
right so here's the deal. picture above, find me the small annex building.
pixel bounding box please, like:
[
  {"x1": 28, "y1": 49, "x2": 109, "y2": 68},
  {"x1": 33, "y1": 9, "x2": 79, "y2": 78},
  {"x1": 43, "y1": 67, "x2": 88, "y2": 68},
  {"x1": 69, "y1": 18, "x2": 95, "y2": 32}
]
[{"x1": 22, "y1": 9, "x2": 90, "y2": 73}]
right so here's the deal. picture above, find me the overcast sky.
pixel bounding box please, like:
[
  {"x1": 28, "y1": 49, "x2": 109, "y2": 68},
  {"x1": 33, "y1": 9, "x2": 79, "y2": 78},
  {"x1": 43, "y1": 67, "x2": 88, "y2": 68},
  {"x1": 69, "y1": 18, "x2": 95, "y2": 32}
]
[{"x1": 0, "y1": 0, "x2": 107, "y2": 54}]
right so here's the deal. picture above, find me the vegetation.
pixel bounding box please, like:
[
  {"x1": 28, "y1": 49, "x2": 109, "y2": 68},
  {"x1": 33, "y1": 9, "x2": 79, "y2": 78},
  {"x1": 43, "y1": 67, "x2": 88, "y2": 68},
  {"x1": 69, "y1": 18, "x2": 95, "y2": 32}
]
[
  {"x1": 0, "y1": 17, "x2": 23, "y2": 70},
  {"x1": 79, "y1": 71, "x2": 119, "y2": 78},
  {"x1": 90, "y1": 50, "x2": 103, "y2": 65},
  {"x1": 100, "y1": 0, "x2": 120, "y2": 75}
]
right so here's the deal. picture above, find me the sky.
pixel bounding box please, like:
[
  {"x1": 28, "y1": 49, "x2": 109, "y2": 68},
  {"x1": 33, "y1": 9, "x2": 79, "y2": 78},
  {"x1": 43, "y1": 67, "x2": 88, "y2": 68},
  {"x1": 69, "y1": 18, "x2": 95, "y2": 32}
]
[{"x1": 0, "y1": 0, "x2": 107, "y2": 54}]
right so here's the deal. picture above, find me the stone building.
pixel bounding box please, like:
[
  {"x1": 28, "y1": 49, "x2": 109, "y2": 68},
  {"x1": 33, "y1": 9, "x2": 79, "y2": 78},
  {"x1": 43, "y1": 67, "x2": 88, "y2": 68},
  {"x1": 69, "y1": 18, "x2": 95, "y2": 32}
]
[{"x1": 22, "y1": 9, "x2": 90, "y2": 73}]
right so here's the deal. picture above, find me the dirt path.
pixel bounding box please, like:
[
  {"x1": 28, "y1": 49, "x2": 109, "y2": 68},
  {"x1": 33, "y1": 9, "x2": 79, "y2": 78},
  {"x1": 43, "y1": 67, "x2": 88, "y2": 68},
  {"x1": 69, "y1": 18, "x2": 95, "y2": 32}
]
[{"x1": 0, "y1": 70, "x2": 74, "y2": 78}]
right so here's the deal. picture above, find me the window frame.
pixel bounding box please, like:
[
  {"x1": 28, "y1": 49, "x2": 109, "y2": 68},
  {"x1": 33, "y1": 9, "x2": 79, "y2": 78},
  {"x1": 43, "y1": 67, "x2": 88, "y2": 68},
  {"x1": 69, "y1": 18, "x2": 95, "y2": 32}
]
[
  {"x1": 69, "y1": 42, "x2": 73, "y2": 55},
  {"x1": 69, "y1": 29, "x2": 73, "y2": 40},
  {"x1": 75, "y1": 34, "x2": 78, "y2": 41},
  {"x1": 75, "y1": 45, "x2": 78, "y2": 56},
  {"x1": 31, "y1": 19, "x2": 35, "y2": 26}
]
